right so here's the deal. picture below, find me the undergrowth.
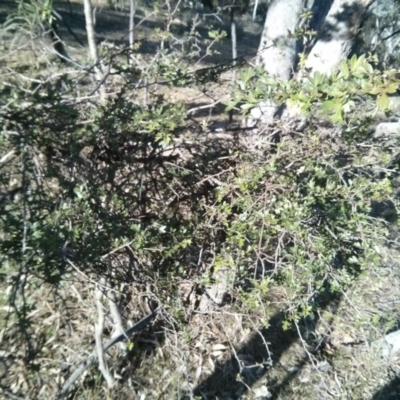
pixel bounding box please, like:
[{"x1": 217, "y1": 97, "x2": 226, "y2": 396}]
[{"x1": 0, "y1": 1, "x2": 399, "y2": 399}]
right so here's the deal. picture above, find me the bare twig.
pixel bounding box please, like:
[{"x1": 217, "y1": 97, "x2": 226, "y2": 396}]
[
  {"x1": 0, "y1": 150, "x2": 16, "y2": 165},
  {"x1": 101, "y1": 239, "x2": 136, "y2": 259},
  {"x1": 95, "y1": 281, "x2": 115, "y2": 388},
  {"x1": 57, "y1": 309, "x2": 159, "y2": 399},
  {"x1": 382, "y1": 28, "x2": 400, "y2": 41},
  {"x1": 66, "y1": 258, "x2": 116, "y2": 292},
  {"x1": 187, "y1": 100, "x2": 222, "y2": 114},
  {"x1": 108, "y1": 288, "x2": 125, "y2": 350}
]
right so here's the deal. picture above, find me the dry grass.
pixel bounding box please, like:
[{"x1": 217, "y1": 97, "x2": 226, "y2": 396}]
[{"x1": 2, "y1": 253, "x2": 400, "y2": 399}]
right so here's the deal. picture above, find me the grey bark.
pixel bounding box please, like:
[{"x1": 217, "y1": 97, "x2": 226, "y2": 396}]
[
  {"x1": 250, "y1": 0, "x2": 374, "y2": 126},
  {"x1": 129, "y1": 0, "x2": 136, "y2": 64},
  {"x1": 249, "y1": 0, "x2": 305, "y2": 125},
  {"x1": 198, "y1": 267, "x2": 235, "y2": 312},
  {"x1": 83, "y1": 0, "x2": 105, "y2": 99},
  {"x1": 305, "y1": 0, "x2": 374, "y2": 75},
  {"x1": 257, "y1": 0, "x2": 305, "y2": 80},
  {"x1": 83, "y1": 0, "x2": 98, "y2": 64},
  {"x1": 94, "y1": 283, "x2": 115, "y2": 388},
  {"x1": 229, "y1": 0, "x2": 237, "y2": 124}
]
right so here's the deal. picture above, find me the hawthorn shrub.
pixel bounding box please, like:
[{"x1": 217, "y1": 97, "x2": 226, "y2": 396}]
[
  {"x1": 223, "y1": 54, "x2": 399, "y2": 321},
  {"x1": 0, "y1": 53, "x2": 399, "y2": 395}
]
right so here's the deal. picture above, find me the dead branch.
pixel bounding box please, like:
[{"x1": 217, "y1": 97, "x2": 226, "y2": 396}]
[
  {"x1": 95, "y1": 282, "x2": 115, "y2": 388},
  {"x1": 57, "y1": 309, "x2": 159, "y2": 399}
]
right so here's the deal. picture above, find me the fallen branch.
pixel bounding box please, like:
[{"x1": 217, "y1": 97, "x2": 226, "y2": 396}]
[
  {"x1": 57, "y1": 309, "x2": 159, "y2": 399},
  {"x1": 95, "y1": 281, "x2": 115, "y2": 388}
]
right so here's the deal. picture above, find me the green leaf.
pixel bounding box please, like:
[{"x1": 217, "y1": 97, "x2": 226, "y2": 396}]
[
  {"x1": 369, "y1": 86, "x2": 385, "y2": 95},
  {"x1": 386, "y1": 82, "x2": 399, "y2": 94},
  {"x1": 339, "y1": 61, "x2": 350, "y2": 79},
  {"x1": 377, "y1": 93, "x2": 390, "y2": 110},
  {"x1": 240, "y1": 103, "x2": 254, "y2": 111}
]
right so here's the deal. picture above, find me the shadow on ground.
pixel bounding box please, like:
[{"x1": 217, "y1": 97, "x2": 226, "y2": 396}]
[
  {"x1": 184, "y1": 195, "x2": 400, "y2": 399},
  {"x1": 185, "y1": 290, "x2": 343, "y2": 399},
  {"x1": 372, "y1": 376, "x2": 400, "y2": 400}
]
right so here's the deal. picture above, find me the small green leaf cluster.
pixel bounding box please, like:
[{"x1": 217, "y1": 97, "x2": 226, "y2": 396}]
[{"x1": 231, "y1": 55, "x2": 400, "y2": 124}]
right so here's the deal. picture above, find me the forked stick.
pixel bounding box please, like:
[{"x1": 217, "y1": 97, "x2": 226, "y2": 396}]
[{"x1": 57, "y1": 309, "x2": 159, "y2": 399}]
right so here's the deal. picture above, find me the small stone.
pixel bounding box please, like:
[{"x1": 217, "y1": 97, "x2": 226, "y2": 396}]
[
  {"x1": 253, "y1": 385, "x2": 272, "y2": 399},
  {"x1": 317, "y1": 360, "x2": 331, "y2": 372},
  {"x1": 372, "y1": 329, "x2": 400, "y2": 358}
]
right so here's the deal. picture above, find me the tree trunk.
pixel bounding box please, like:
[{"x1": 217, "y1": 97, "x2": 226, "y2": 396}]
[
  {"x1": 83, "y1": 0, "x2": 98, "y2": 64},
  {"x1": 229, "y1": 0, "x2": 237, "y2": 124},
  {"x1": 83, "y1": 0, "x2": 105, "y2": 99},
  {"x1": 305, "y1": 0, "x2": 374, "y2": 75},
  {"x1": 249, "y1": 0, "x2": 305, "y2": 125},
  {"x1": 129, "y1": 0, "x2": 136, "y2": 65},
  {"x1": 249, "y1": 0, "x2": 373, "y2": 126}
]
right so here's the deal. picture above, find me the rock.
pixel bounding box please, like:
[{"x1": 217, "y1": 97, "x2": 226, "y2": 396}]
[
  {"x1": 253, "y1": 385, "x2": 272, "y2": 399},
  {"x1": 372, "y1": 330, "x2": 400, "y2": 358},
  {"x1": 374, "y1": 121, "x2": 400, "y2": 138},
  {"x1": 316, "y1": 360, "x2": 331, "y2": 372}
]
